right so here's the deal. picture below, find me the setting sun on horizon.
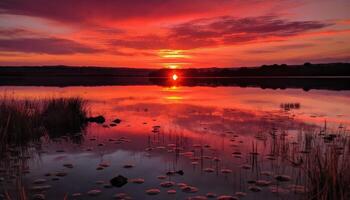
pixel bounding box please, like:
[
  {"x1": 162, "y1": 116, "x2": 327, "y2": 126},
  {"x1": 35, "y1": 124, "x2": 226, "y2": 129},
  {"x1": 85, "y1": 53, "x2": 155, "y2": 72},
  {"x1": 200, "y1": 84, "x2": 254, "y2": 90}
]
[{"x1": 172, "y1": 73, "x2": 178, "y2": 81}]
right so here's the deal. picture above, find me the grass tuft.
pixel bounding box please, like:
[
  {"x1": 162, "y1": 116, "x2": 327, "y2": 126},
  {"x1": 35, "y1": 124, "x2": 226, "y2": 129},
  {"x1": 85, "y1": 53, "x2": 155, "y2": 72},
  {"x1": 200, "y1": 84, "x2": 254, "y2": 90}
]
[{"x1": 0, "y1": 97, "x2": 87, "y2": 152}]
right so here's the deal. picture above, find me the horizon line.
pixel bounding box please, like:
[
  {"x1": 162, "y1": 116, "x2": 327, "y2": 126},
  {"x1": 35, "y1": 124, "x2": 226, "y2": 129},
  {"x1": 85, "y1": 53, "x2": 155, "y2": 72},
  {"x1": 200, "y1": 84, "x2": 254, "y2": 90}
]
[{"x1": 0, "y1": 62, "x2": 349, "y2": 70}]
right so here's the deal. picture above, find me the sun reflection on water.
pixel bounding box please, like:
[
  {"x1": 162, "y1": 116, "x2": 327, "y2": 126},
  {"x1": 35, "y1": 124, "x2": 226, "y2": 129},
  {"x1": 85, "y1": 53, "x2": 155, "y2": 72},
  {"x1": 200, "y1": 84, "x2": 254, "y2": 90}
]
[{"x1": 163, "y1": 85, "x2": 183, "y2": 101}]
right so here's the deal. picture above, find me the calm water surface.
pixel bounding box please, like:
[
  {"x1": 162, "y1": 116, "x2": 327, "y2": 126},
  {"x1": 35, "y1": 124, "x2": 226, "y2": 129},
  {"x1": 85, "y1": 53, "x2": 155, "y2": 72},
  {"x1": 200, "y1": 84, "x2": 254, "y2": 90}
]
[{"x1": 1, "y1": 86, "x2": 349, "y2": 200}]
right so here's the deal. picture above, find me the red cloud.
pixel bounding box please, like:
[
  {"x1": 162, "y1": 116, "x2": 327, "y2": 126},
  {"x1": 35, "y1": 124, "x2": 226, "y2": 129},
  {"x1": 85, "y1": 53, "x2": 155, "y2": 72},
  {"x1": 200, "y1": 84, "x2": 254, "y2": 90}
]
[
  {"x1": 109, "y1": 16, "x2": 331, "y2": 50},
  {"x1": 0, "y1": 0, "x2": 251, "y2": 24},
  {"x1": 0, "y1": 37, "x2": 101, "y2": 54}
]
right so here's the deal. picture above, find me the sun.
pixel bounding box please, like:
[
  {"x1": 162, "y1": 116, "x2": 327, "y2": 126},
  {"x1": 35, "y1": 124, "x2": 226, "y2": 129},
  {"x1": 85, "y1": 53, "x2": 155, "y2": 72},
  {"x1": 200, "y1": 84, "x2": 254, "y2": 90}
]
[{"x1": 172, "y1": 74, "x2": 178, "y2": 81}]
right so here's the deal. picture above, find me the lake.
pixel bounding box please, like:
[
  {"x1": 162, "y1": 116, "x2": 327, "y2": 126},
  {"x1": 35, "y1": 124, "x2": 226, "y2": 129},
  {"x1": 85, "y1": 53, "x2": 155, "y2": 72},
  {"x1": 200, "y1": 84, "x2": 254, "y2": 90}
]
[{"x1": 0, "y1": 84, "x2": 349, "y2": 200}]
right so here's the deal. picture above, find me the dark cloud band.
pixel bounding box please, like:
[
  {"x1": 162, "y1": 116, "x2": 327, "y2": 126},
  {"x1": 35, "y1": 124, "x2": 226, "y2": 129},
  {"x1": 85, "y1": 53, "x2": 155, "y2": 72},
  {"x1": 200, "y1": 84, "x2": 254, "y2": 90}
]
[{"x1": 0, "y1": 37, "x2": 101, "y2": 54}]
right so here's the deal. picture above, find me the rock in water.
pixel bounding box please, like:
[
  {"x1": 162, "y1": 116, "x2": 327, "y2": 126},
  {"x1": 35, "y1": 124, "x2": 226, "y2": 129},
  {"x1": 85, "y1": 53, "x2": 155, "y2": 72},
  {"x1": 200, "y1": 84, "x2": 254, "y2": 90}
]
[
  {"x1": 96, "y1": 166, "x2": 104, "y2": 170},
  {"x1": 110, "y1": 175, "x2": 128, "y2": 187},
  {"x1": 160, "y1": 181, "x2": 175, "y2": 188},
  {"x1": 55, "y1": 172, "x2": 67, "y2": 177},
  {"x1": 182, "y1": 186, "x2": 198, "y2": 193},
  {"x1": 123, "y1": 164, "x2": 134, "y2": 169},
  {"x1": 146, "y1": 188, "x2": 160, "y2": 195},
  {"x1": 113, "y1": 193, "x2": 131, "y2": 199},
  {"x1": 87, "y1": 189, "x2": 101, "y2": 196},
  {"x1": 261, "y1": 171, "x2": 273, "y2": 176},
  {"x1": 71, "y1": 193, "x2": 82, "y2": 197},
  {"x1": 32, "y1": 194, "x2": 45, "y2": 200},
  {"x1": 63, "y1": 164, "x2": 74, "y2": 168},
  {"x1": 166, "y1": 171, "x2": 176, "y2": 176},
  {"x1": 217, "y1": 195, "x2": 238, "y2": 200},
  {"x1": 157, "y1": 175, "x2": 166, "y2": 179},
  {"x1": 187, "y1": 196, "x2": 207, "y2": 200},
  {"x1": 275, "y1": 175, "x2": 291, "y2": 182},
  {"x1": 113, "y1": 118, "x2": 122, "y2": 124},
  {"x1": 99, "y1": 163, "x2": 110, "y2": 168},
  {"x1": 177, "y1": 170, "x2": 184, "y2": 175},
  {"x1": 234, "y1": 192, "x2": 246, "y2": 197},
  {"x1": 221, "y1": 169, "x2": 232, "y2": 174},
  {"x1": 204, "y1": 168, "x2": 215, "y2": 173},
  {"x1": 33, "y1": 179, "x2": 47, "y2": 184},
  {"x1": 86, "y1": 116, "x2": 105, "y2": 124},
  {"x1": 241, "y1": 164, "x2": 251, "y2": 170},
  {"x1": 130, "y1": 178, "x2": 144, "y2": 184},
  {"x1": 255, "y1": 180, "x2": 271, "y2": 186},
  {"x1": 206, "y1": 192, "x2": 217, "y2": 198},
  {"x1": 30, "y1": 185, "x2": 52, "y2": 192},
  {"x1": 248, "y1": 186, "x2": 262, "y2": 192},
  {"x1": 167, "y1": 190, "x2": 177, "y2": 194}
]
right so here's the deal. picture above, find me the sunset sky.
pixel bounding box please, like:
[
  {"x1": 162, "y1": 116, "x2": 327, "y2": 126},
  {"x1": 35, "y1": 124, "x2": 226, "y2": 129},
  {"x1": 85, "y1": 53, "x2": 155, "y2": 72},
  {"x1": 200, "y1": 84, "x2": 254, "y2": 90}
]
[{"x1": 0, "y1": 0, "x2": 349, "y2": 68}]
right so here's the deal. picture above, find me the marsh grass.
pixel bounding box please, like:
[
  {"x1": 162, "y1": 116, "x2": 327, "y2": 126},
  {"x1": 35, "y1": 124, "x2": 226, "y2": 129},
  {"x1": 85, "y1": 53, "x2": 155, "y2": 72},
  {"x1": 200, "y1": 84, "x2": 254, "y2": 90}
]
[
  {"x1": 42, "y1": 97, "x2": 87, "y2": 138},
  {"x1": 304, "y1": 129, "x2": 350, "y2": 200},
  {"x1": 0, "y1": 97, "x2": 87, "y2": 150},
  {"x1": 265, "y1": 125, "x2": 349, "y2": 200},
  {"x1": 0, "y1": 99, "x2": 43, "y2": 148}
]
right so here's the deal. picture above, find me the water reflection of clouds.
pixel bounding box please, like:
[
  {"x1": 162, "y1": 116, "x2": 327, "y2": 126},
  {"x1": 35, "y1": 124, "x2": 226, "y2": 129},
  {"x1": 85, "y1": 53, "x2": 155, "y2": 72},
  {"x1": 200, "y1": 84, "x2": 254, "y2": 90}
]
[
  {"x1": 6, "y1": 86, "x2": 348, "y2": 126},
  {"x1": 110, "y1": 96, "x2": 158, "y2": 104},
  {"x1": 113, "y1": 102, "x2": 316, "y2": 137},
  {"x1": 243, "y1": 99, "x2": 277, "y2": 105}
]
